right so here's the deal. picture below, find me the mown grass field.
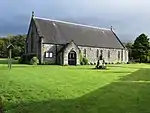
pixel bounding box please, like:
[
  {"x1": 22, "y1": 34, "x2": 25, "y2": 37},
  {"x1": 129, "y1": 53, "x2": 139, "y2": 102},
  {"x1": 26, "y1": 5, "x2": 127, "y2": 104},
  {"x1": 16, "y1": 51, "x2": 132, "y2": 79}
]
[{"x1": 0, "y1": 59, "x2": 150, "y2": 113}]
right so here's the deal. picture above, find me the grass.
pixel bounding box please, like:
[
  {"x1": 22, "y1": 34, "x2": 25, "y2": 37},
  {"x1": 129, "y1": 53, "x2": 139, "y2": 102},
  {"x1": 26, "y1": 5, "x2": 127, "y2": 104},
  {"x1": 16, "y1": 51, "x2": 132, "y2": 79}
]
[
  {"x1": 0, "y1": 59, "x2": 150, "y2": 113},
  {"x1": 0, "y1": 58, "x2": 18, "y2": 64}
]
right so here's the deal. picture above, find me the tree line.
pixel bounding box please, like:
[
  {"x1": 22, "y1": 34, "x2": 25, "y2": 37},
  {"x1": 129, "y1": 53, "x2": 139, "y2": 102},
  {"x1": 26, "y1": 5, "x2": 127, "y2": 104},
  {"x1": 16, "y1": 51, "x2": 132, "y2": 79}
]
[
  {"x1": 0, "y1": 35, "x2": 26, "y2": 58},
  {"x1": 124, "y1": 33, "x2": 150, "y2": 63}
]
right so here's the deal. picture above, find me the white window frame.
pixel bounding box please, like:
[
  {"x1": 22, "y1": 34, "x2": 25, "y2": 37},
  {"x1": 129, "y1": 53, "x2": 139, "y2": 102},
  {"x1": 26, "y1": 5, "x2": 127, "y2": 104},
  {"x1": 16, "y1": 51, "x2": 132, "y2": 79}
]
[
  {"x1": 49, "y1": 52, "x2": 53, "y2": 58},
  {"x1": 45, "y1": 52, "x2": 53, "y2": 58}
]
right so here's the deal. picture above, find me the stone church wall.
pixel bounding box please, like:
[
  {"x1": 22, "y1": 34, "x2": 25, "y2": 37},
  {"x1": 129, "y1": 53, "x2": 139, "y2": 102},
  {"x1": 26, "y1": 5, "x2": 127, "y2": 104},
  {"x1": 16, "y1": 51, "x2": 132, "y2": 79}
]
[
  {"x1": 78, "y1": 46, "x2": 128, "y2": 64},
  {"x1": 41, "y1": 43, "x2": 128, "y2": 65}
]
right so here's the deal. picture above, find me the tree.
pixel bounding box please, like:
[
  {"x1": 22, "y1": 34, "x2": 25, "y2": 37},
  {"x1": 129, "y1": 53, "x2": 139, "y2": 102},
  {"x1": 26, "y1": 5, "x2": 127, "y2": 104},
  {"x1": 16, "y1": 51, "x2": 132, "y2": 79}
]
[
  {"x1": 0, "y1": 38, "x2": 9, "y2": 58},
  {"x1": 0, "y1": 35, "x2": 26, "y2": 58},
  {"x1": 10, "y1": 35, "x2": 26, "y2": 57},
  {"x1": 0, "y1": 39, "x2": 5, "y2": 57},
  {"x1": 132, "y1": 33, "x2": 150, "y2": 62}
]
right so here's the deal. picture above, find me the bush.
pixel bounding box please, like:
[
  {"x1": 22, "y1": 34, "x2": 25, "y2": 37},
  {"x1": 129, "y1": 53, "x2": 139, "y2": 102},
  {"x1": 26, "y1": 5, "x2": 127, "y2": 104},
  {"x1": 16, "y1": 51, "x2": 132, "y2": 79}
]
[
  {"x1": 80, "y1": 61, "x2": 84, "y2": 65},
  {"x1": 116, "y1": 62, "x2": 122, "y2": 64},
  {"x1": 42, "y1": 61, "x2": 55, "y2": 65},
  {"x1": 90, "y1": 62, "x2": 93, "y2": 65},
  {"x1": 14, "y1": 57, "x2": 20, "y2": 60},
  {"x1": 30, "y1": 57, "x2": 39, "y2": 65},
  {"x1": 80, "y1": 58, "x2": 88, "y2": 65},
  {"x1": 19, "y1": 53, "x2": 37, "y2": 64},
  {"x1": 79, "y1": 52, "x2": 89, "y2": 65},
  {"x1": 82, "y1": 57, "x2": 88, "y2": 65}
]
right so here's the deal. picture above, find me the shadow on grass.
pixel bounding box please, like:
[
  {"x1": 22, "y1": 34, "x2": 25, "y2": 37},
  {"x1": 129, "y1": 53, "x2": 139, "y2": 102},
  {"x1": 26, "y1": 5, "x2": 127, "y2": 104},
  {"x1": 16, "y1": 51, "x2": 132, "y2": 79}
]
[
  {"x1": 4, "y1": 69, "x2": 150, "y2": 113},
  {"x1": 108, "y1": 65, "x2": 142, "y2": 69},
  {"x1": 67, "y1": 67, "x2": 133, "y2": 74},
  {"x1": 120, "y1": 68, "x2": 150, "y2": 81}
]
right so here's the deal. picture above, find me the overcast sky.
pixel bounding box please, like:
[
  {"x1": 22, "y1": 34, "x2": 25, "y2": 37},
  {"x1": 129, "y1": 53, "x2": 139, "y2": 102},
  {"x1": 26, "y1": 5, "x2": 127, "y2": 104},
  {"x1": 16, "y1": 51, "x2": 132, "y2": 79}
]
[{"x1": 0, "y1": 0, "x2": 150, "y2": 42}]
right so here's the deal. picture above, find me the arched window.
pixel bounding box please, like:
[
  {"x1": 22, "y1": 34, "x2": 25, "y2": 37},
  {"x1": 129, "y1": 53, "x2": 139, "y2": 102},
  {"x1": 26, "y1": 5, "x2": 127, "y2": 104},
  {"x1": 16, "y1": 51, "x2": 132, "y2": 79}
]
[
  {"x1": 97, "y1": 49, "x2": 99, "y2": 58},
  {"x1": 121, "y1": 50, "x2": 123, "y2": 61},
  {"x1": 118, "y1": 51, "x2": 120, "y2": 60},
  {"x1": 125, "y1": 50, "x2": 126, "y2": 61},
  {"x1": 108, "y1": 50, "x2": 110, "y2": 59},
  {"x1": 84, "y1": 49, "x2": 86, "y2": 58},
  {"x1": 100, "y1": 50, "x2": 103, "y2": 56}
]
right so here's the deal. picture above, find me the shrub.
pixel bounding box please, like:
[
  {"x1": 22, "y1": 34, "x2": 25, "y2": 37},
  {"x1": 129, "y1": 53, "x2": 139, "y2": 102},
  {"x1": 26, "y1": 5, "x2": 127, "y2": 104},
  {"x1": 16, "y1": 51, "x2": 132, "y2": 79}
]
[
  {"x1": 63, "y1": 64, "x2": 69, "y2": 66},
  {"x1": 14, "y1": 57, "x2": 20, "y2": 60},
  {"x1": 19, "y1": 53, "x2": 37, "y2": 64},
  {"x1": 116, "y1": 62, "x2": 121, "y2": 64},
  {"x1": 42, "y1": 61, "x2": 55, "y2": 65},
  {"x1": 79, "y1": 52, "x2": 83, "y2": 65},
  {"x1": 80, "y1": 61, "x2": 84, "y2": 65},
  {"x1": 90, "y1": 62, "x2": 93, "y2": 65},
  {"x1": 80, "y1": 58, "x2": 88, "y2": 65},
  {"x1": 79, "y1": 52, "x2": 89, "y2": 65},
  {"x1": 82, "y1": 57, "x2": 88, "y2": 65},
  {"x1": 30, "y1": 57, "x2": 39, "y2": 65}
]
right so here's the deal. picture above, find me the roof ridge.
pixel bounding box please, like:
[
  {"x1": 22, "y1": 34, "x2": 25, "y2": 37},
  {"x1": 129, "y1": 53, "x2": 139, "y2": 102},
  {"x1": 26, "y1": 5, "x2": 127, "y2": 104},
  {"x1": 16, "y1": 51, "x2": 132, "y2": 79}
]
[{"x1": 34, "y1": 17, "x2": 111, "y2": 31}]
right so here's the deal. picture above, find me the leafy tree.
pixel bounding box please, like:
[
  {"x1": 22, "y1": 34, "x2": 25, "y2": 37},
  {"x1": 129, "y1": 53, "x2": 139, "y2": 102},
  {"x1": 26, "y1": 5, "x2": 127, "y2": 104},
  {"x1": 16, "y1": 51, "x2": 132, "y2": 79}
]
[
  {"x1": 0, "y1": 39, "x2": 5, "y2": 57},
  {"x1": 0, "y1": 38, "x2": 9, "y2": 58},
  {"x1": 10, "y1": 35, "x2": 26, "y2": 57},
  {"x1": 132, "y1": 33, "x2": 150, "y2": 62},
  {"x1": 0, "y1": 35, "x2": 26, "y2": 58}
]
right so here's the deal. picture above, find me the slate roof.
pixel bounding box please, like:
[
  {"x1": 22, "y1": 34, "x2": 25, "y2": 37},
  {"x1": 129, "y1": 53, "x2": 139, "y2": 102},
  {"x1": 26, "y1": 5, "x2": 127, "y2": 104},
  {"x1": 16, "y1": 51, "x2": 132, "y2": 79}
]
[{"x1": 33, "y1": 17, "x2": 125, "y2": 49}]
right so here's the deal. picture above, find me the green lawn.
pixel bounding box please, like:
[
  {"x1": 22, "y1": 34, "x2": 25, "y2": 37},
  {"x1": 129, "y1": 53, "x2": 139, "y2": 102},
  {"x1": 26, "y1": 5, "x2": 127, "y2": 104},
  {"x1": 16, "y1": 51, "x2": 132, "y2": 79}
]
[{"x1": 0, "y1": 60, "x2": 150, "y2": 113}]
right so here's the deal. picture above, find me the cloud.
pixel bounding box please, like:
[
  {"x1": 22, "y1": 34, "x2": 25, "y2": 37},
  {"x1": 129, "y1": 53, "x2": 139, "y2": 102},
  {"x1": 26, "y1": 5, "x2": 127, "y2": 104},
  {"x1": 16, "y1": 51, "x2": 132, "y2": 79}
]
[{"x1": 0, "y1": 0, "x2": 150, "y2": 41}]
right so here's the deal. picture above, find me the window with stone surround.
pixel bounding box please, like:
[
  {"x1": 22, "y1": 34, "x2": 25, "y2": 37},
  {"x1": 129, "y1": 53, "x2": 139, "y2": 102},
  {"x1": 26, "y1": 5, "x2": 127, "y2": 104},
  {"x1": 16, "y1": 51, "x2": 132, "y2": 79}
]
[
  {"x1": 83, "y1": 49, "x2": 86, "y2": 58},
  {"x1": 45, "y1": 52, "x2": 53, "y2": 58},
  {"x1": 118, "y1": 51, "x2": 120, "y2": 60},
  {"x1": 100, "y1": 50, "x2": 103, "y2": 56},
  {"x1": 97, "y1": 49, "x2": 99, "y2": 58},
  {"x1": 121, "y1": 50, "x2": 123, "y2": 61},
  {"x1": 108, "y1": 50, "x2": 110, "y2": 59}
]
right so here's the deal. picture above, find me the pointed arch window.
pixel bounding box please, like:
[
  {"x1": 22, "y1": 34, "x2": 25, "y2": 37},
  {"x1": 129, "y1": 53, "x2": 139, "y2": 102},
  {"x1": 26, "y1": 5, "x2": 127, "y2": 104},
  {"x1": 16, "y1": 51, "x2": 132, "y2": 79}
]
[
  {"x1": 83, "y1": 49, "x2": 86, "y2": 58},
  {"x1": 118, "y1": 51, "x2": 120, "y2": 60},
  {"x1": 97, "y1": 49, "x2": 99, "y2": 58},
  {"x1": 100, "y1": 50, "x2": 103, "y2": 56},
  {"x1": 108, "y1": 50, "x2": 110, "y2": 59}
]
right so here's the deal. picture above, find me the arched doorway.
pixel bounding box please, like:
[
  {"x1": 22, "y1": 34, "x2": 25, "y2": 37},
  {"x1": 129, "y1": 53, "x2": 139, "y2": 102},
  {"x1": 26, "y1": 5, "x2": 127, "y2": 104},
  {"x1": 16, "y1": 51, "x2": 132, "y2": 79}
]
[{"x1": 68, "y1": 50, "x2": 77, "y2": 65}]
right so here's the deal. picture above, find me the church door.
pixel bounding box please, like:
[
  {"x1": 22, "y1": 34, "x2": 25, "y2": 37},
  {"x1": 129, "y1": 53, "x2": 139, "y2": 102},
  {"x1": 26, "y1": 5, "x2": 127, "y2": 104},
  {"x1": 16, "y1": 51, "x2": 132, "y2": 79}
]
[{"x1": 68, "y1": 51, "x2": 76, "y2": 65}]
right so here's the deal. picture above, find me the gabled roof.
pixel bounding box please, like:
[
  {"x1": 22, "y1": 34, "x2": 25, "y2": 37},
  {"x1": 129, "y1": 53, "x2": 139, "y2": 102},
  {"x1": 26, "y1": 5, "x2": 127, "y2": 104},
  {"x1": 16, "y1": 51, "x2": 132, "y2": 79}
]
[
  {"x1": 33, "y1": 17, "x2": 125, "y2": 49},
  {"x1": 57, "y1": 40, "x2": 79, "y2": 54}
]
